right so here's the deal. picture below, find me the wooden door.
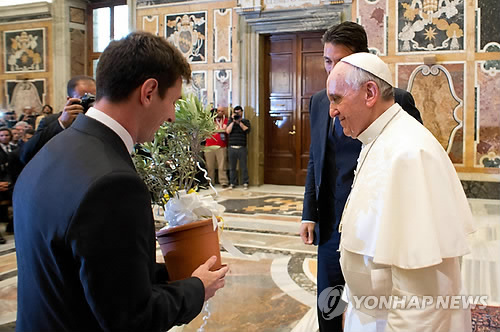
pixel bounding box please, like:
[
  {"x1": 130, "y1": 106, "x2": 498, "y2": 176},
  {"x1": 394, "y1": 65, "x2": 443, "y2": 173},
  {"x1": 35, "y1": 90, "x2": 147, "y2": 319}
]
[{"x1": 264, "y1": 32, "x2": 327, "y2": 185}]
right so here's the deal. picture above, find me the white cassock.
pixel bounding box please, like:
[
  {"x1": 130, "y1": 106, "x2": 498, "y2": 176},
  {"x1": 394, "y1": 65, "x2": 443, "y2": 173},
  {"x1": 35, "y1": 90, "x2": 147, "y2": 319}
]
[{"x1": 339, "y1": 103, "x2": 475, "y2": 332}]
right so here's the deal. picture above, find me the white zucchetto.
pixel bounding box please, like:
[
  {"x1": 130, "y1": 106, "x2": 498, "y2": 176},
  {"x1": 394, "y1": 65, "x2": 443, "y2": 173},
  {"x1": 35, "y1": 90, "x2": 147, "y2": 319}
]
[{"x1": 341, "y1": 52, "x2": 394, "y2": 87}]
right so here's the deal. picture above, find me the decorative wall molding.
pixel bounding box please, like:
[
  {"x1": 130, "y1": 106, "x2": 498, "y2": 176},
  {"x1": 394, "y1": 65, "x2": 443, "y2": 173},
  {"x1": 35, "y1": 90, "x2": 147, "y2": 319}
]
[
  {"x1": 236, "y1": 5, "x2": 344, "y2": 33},
  {"x1": 0, "y1": 2, "x2": 51, "y2": 23}
]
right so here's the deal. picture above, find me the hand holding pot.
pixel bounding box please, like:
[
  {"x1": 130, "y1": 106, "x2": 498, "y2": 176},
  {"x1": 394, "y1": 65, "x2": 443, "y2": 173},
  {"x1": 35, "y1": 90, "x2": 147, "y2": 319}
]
[{"x1": 192, "y1": 256, "x2": 229, "y2": 301}]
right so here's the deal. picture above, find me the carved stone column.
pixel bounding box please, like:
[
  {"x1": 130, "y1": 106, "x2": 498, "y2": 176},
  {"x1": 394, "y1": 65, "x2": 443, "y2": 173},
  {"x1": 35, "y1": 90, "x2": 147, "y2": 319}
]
[{"x1": 51, "y1": 0, "x2": 72, "y2": 112}]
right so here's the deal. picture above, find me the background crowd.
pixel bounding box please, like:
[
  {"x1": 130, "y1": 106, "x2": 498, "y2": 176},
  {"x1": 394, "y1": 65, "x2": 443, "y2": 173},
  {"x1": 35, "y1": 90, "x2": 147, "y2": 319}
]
[{"x1": 0, "y1": 104, "x2": 49, "y2": 243}]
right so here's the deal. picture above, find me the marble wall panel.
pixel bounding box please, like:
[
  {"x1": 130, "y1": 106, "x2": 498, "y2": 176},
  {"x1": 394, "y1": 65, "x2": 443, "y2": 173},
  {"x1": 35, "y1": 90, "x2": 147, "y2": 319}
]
[
  {"x1": 142, "y1": 15, "x2": 159, "y2": 36},
  {"x1": 214, "y1": 69, "x2": 232, "y2": 107},
  {"x1": 4, "y1": 79, "x2": 46, "y2": 115},
  {"x1": 183, "y1": 70, "x2": 208, "y2": 106},
  {"x1": 214, "y1": 9, "x2": 232, "y2": 63},
  {"x1": 397, "y1": 0, "x2": 465, "y2": 53},
  {"x1": 166, "y1": 11, "x2": 207, "y2": 63},
  {"x1": 4, "y1": 28, "x2": 46, "y2": 73},
  {"x1": 69, "y1": 7, "x2": 85, "y2": 25},
  {"x1": 476, "y1": 0, "x2": 500, "y2": 52},
  {"x1": 475, "y1": 62, "x2": 500, "y2": 168},
  {"x1": 357, "y1": 0, "x2": 387, "y2": 55},
  {"x1": 402, "y1": 63, "x2": 465, "y2": 164},
  {"x1": 70, "y1": 28, "x2": 85, "y2": 77}
]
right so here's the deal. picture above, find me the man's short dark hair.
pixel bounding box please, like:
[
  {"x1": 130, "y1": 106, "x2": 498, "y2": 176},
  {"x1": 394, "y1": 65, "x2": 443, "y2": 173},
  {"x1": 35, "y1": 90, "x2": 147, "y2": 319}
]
[
  {"x1": 24, "y1": 128, "x2": 35, "y2": 136},
  {"x1": 321, "y1": 21, "x2": 369, "y2": 53},
  {"x1": 0, "y1": 127, "x2": 12, "y2": 136},
  {"x1": 233, "y1": 105, "x2": 243, "y2": 112},
  {"x1": 96, "y1": 31, "x2": 192, "y2": 103},
  {"x1": 67, "y1": 75, "x2": 95, "y2": 98}
]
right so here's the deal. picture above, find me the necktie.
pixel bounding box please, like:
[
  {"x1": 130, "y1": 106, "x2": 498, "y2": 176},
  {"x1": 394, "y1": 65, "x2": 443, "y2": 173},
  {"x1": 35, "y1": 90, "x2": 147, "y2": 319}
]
[{"x1": 333, "y1": 117, "x2": 343, "y2": 139}]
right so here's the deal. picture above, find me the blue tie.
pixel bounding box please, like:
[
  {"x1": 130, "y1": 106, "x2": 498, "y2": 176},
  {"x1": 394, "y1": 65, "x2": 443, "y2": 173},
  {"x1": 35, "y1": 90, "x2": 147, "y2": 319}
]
[{"x1": 333, "y1": 117, "x2": 343, "y2": 139}]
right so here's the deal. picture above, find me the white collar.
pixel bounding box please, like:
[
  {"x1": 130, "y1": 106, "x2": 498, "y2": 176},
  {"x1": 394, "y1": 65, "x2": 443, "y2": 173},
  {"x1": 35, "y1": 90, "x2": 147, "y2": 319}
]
[
  {"x1": 357, "y1": 103, "x2": 400, "y2": 145},
  {"x1": 85, "y1": 107, "x2": 134, "y2": 154}
]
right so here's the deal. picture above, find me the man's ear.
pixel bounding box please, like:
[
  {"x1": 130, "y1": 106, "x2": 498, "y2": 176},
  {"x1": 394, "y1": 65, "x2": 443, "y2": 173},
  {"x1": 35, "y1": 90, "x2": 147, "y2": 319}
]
[
  {"x1": 365, "y1": 81, "x2": 378, "y2": 107},
  {"x1": 140, "y1": 78, "x2": 159, "y2": 106}
]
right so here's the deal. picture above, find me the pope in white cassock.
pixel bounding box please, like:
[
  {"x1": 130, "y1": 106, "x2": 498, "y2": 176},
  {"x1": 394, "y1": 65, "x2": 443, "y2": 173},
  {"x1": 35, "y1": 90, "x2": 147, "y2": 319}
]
[{"x1": 327, "y1": 53, "x2": 475, "y2": 332}]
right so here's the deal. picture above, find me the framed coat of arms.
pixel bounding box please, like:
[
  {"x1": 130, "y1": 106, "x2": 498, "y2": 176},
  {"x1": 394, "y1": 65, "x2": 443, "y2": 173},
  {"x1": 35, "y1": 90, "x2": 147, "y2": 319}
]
[
  {"x1": 165, "y1": 11, "x2": 207, "y2": 63},
  {"x1": 4, "y1": 28, "x2": 46, "y2": 73}
]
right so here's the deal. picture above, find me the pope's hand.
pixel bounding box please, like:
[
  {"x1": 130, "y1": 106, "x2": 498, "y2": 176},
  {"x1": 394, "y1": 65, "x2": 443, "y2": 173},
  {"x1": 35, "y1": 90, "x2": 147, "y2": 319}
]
[
  {"x1": 192, "y1": 256, "x2": 229, "y2": 301},
  {"x1": 299, "y1": 223, "x2": 315, "y2": 245}
]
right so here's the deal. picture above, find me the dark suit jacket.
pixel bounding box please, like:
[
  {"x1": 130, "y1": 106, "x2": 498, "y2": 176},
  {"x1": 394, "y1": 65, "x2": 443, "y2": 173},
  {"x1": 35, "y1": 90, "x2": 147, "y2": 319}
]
[
  {"x1": 19, "y1": 112, "x2": 63, "y2": 165},
  {"x1": 14, "y1": 115, "x2": 204, "y2": 332},
  {"x1": 302, "y1": 88, "x2": 422, "y2": 245},
  {"x1": 0, "y1": 146, "x2": 22, "y2": 200}
]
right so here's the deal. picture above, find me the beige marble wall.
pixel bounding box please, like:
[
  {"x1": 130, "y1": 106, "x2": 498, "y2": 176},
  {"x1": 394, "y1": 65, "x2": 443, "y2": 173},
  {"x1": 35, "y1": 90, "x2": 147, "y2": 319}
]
[
  {"x1": 355, "y1": 0, "x2": 500, "y2": 178},
  {"x1": 136, "y1": 0, "x2": 239, "y2": 109}
]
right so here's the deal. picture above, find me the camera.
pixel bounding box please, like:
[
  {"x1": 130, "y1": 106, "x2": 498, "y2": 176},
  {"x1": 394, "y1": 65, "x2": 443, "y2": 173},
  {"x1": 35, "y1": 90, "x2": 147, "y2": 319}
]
[
  {"x1": 76, "y1": 93, "x2": 96, "y2": 113},
  {"x1": 233, "y1": 114, "x2": 241, "y2": 121}
]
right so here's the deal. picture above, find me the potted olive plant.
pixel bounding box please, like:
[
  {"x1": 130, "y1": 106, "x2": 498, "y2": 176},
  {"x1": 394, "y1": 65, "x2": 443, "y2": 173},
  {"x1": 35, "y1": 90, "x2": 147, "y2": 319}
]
[
  {"x1": 133, "y1": 93, "x2": 217, "y2": 206},
  {"x1": 133, "y1": 93, "x2": 224, "y2": 281}
]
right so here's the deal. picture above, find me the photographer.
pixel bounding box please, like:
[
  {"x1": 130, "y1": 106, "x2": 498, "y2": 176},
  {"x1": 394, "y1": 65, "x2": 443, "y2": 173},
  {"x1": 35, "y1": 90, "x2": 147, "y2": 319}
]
[
  {"x1": 19, "y1": 75, "x2": 96, "y2": 165},
  {"x1": 226, "y1": 105, "x2": 251, "y2": 189}
]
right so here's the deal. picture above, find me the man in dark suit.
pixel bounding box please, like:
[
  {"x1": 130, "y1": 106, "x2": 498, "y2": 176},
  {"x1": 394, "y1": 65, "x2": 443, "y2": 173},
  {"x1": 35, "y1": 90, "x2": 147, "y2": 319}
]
[
  {"x1": 300, "y1": 22, "x2": 423, "y2": 332},
  {"x1": 14, "y1": 32, "x2": 228, "y2": 332},
  {"x1": 19, "y1": 75, "x2": 96, "y2": 165}
]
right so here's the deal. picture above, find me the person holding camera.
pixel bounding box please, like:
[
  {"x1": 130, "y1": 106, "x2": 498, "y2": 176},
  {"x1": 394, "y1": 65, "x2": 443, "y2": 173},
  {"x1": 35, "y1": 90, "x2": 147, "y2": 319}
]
[
  {"x1": 19, "y1": 75, "x2": 96, "y2": 165},
  {"x1": 226, "y1": 105, "x2": 251, "y2": 189},
  {"x1": 14, "y1": 31, "x2": 228, "y2": 331}
]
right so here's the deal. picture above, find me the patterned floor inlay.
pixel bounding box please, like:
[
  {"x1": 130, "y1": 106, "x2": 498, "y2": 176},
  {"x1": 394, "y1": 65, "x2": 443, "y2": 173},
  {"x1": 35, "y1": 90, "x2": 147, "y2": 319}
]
[
  {"x1": 472, "y1": 306, "x2": 500, "y2": 331},
  {"x1": 221, "y1": 196, "x2": 303, "y2": 216},
  {"x1": 0, "y1": 188, "x2": 499, "y2": 332}
]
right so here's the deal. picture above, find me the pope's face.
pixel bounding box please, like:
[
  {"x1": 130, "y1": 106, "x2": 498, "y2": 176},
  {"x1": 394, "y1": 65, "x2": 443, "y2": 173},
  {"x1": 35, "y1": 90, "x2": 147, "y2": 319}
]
[
  {"x1": 327, "y1": 62, "x2": 370, "y2": 139},
  {"x1": 323, "y1": 42, "x2": 355, "y2": 75}
]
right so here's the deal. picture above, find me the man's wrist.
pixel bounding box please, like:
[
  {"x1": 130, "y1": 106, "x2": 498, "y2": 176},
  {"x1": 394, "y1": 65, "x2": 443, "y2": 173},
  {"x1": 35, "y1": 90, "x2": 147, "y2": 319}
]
[
  {"x1": 58, "y1": 118, "x2": 67, "y2": 130},
  {"x1": 301, "y1": 220, "x2": 316, "y2": 224}
]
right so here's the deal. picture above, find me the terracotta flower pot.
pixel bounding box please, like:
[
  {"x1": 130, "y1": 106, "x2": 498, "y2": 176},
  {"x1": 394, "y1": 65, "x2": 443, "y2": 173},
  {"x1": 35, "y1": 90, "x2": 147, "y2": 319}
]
[{"x1": 156, "y1": 218, "x2": 222, "y2": 281}]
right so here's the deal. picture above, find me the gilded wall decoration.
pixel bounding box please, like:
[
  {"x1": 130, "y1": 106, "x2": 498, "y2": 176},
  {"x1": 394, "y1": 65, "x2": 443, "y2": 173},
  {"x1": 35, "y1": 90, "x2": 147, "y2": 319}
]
[
  {"x1": 214, "y1": 8, "x2": 232, "y2": 63},
  {"x1": 476, "y1": 0, "x2": 500, "y2": 52},
  {"x1": 184, "y1": 71, "x2": 208, "y2": 106},
  {"x1": 143, "y1": 15, "x2": 159, "y2": 36},
  {"x1": 397, "y1": 0, "x2": 464, "y2": 53},
  {"x1": 5, "y1": 79, "x2": 45, "y2": 115},
  {"x1": 214, "y1": 69, "x2": 232, "y2": 107},
  {"x1": 166, "y1": 12, "x2": 207, "y2": 63},
  {"x1": 403, "y1": 63, "x2": 465, "y2": 164},
  {"x1": 475, "y1": 62, "x2": 500, "y2": 168},
  {"x1": 357, "y1": 0, "x2": 387, "y2": 55},
  {"x1": 4, "y1": 28, "x2": 46, "y2": 73}
]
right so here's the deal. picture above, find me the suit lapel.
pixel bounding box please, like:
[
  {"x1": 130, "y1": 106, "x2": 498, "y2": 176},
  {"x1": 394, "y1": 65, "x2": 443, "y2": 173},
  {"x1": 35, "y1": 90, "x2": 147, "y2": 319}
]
[{"x1": 318, "y1": 90, "x2": 330, "y2": 184}]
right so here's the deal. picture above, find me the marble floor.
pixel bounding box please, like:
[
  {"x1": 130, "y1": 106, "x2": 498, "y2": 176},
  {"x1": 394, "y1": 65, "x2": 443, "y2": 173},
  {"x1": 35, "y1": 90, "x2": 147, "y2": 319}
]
[{"x1": 1, "y1": 185, "x2": 499, "y2": 332}]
